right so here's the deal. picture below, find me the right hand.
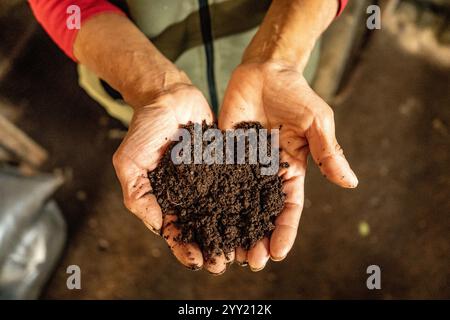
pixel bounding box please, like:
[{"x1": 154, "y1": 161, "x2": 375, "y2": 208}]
[{"x1": 113, "y1": 83, "x2": 228, "y2": 273}]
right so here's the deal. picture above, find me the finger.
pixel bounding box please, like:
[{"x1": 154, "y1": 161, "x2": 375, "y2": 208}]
[
  {"x1": 279, "y1": 146, "x2": 308, "y2": 181},
  {"x1": 163, "y1": 215, "x2": 203, "y2": 270},
  {"x1": 169, "y1": 85, "x2": 215, "y2": 125},
  {"x1": 248, "y1": 238, "x2": 270, "y2": 272},
  {"x1": 225, "y1": 250, "x2": 235, "y2": 265},
  {"x1": 270, "y1": 175, "x2": 304, "y2": 261},
  {"x1": 270, "y1": 148, "x2": 306, "y2": 260},
  {"x1": 204, "y1": 251, "x2": 228, "y2": 275},
  {"x1": 113, "y1": 154, "x2": 163, "y2": 231},
  {"x1": 305, "y1": 101, "x2": 358, "y2": 188},
  {"x1": 235, "y1": 247, "x2": 248, "y2": 266}
]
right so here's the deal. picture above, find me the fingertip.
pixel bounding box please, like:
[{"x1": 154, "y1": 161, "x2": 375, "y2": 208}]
[
  {"x1": 270, "y1": 254, "x2": 287, "y2": 262},
  {"x1": 185, "y1": 264, "x2": 202, "y2": 271},
  {"x1": 249, "y1": 265, "x2": 266, "y2": 272},
  {"x1": 143, "y1": 221, "x2": 161, "y2": 236},
  {"x1": 130, "y1": 193, "x2": 164, "y2": 231},
  {"x1": 204, "y1": 252, "x2": 227, "y2": 275},
  {"x1": 143, "y1": 210, "x2": 163, "y2": 232},
  {"x1": 319, "y1": 155, "x2": 358, "y2": 188},
  {"x1": 182, "y1": 244, "x2": 204, "y2": 269},
  {"x1": 345, "y1": 172, "x2": 359, "y2": 188},
  {"x1": 163, "y1": 215, "x2": 204, "y2": 269},
  {"x1": 248, "y1": 238, "x2": 270, "y2": 271},
  {"x1": 225, "y1": 250, "x2": 235, "y2": 265},
  {"x1": 269, "y1": 225, "x2": 296, "y2": 261},
  {"x1": 335, "y1": 168, "x2": 359, "y2": 189},
  {"x1": 174, "y1": 243, "x2": 204, "y2": 270},
  {"x1": 235, "y1": 247, "x2": 248, "y2": 266}
]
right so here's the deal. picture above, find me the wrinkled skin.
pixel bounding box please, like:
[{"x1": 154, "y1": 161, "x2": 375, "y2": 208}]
[
  {"x1": 112, "y1": 84, "x2": 232, "y2": 273},
  {"x1": 219, "y1": 62, "x2": 358, "y2": 271},
  {"x1": 113, "y1": 61, "x2": 358, "y2": 275}
]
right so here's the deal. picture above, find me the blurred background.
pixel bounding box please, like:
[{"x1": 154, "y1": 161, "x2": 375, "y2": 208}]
[{"x1": 0, "y1": 0, "x2": 448, "y2": 299}]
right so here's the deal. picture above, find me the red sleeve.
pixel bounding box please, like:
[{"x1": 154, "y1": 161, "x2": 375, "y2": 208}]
[
  {"x1": 337, "y1": 0, "x2": 349, "y2": 17},
  {"x1": 28, "y1": 0, "x2": 125, "y2": 61}
]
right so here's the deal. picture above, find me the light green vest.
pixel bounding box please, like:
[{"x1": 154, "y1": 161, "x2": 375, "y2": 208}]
[{"x1": 78, "y1": 0, "x2": 320, "y2": 125}]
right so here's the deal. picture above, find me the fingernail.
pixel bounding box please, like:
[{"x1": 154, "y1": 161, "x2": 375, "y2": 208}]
[
  {"x1": 236, "y1": 261, "x2": 248, "y2": 267},
  {"x1": 249, "y1": 260, "x2": 268, "y2": 272},
  {"x1": 186, "y1": 264, "x2": 202, "y2": 271},
  {"x1": 143, "y1": 221, "x2": 161, "y2": 236},
  {"x1": 207, "y1": 268, "x2": 227, "y2": 276},
  {"x1": 250, "y1": 265, "x2": 265, "y2": 272},
  {"x1": 148, "y1": 226, "x2": 162, "y2": 236},
  {"x1": 270, "y1": 254, "x2": 286, "y2": 262}
]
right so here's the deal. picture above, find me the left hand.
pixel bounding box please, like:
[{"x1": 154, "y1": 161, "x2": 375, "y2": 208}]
[{"x1": 219, "y1": 61, "x2": 358, "y2": 271}]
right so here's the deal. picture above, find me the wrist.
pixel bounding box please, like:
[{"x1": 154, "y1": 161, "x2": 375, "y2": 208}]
[
  {"x1": 73, "y1": 13, "x2": 192, "y2": 110},
  {"x1": 242, "y1": 0, "x2": 338, "y2": 72},
  {"x1": 121, "y1": 67, "x2": 191, "y2": 109},
  {"x1": 242, "y1": 40, "x2": 314, "y2": 73}
]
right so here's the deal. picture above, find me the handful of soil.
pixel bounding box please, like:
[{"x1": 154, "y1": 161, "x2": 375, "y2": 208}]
[{"x1": 148, "y1": 122, "x2": 287, "y2": 260}]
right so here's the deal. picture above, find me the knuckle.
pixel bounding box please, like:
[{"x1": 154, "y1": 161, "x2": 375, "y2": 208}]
[
  {"x1": 123, "y1": 197, "x2": 133, "y2": 212},
  {"x1": 322, "y1": 106, "x2": 334, "y2": 120},
  {"x1": 334, "y1": 143, "x2": 344, "y2": 155},
  {"x1": 122, "y1": 195, "x2": 138, "y2": 216},
  {"x1": 313, "y1": 106, "x2": 335, "y2": 132},
  {"x1": 112, "y1": 150, "x2": 121, "y2": 169}
]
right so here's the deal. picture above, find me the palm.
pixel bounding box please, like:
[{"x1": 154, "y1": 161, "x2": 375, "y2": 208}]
[
  {"x1": 118, "y1": 86, "x2": 214, "y2": 172},
  {"x1": 113, "y1": 85, "x2": 220, "y2": 271},
  {"x1": 219, "y1": 62, "x2": 358, "y2": 270}
]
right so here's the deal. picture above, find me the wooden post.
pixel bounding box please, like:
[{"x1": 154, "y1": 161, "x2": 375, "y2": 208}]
[{"x1": 0, "y1": 111, "x2": 48, "y2": 168}]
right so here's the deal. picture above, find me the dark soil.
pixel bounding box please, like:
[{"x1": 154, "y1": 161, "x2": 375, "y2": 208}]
[{"x1": 148, "y1": 122, "x2": 287, "y2": 260}]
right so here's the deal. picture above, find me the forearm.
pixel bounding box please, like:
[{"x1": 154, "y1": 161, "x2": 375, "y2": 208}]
[
  {"x1": 73, "y1": 13, "x2": 189, "y2": 109},
  {"x1": 242, "y1": 0, "x2": 339, "y2": 71}
]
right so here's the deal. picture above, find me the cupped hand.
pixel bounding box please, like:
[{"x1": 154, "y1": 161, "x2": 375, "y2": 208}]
[
  {"x1": 113, "y1": 83, "x2": 229, "y2": 273},
  {"x1": 219, "y1": 61, "x2": 358, "y2": 271}
]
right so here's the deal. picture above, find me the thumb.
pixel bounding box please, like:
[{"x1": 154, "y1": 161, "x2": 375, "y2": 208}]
[
  {"x1": 113, "y1": 152, "x2": 163, "y2": 232},
  {"x1": 305, "y1": 101, "x2": 358, "y2": 188}
]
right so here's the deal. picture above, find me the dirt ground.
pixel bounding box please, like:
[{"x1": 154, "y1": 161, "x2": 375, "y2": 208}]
[{"x1": 0, "y1": 8, "x2": 449, "y2": 299}]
